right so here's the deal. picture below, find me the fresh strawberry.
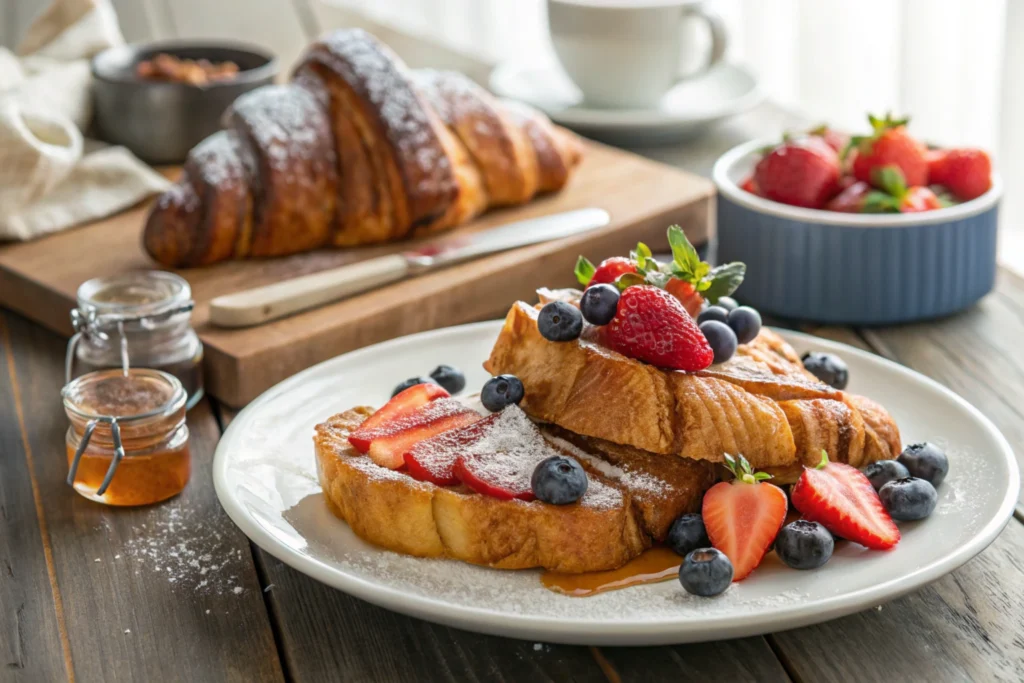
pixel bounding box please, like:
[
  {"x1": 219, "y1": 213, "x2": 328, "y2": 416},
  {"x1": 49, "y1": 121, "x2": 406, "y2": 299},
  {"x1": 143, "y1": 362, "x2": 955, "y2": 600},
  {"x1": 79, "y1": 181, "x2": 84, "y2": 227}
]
[
  {"x1": 575, "y1": 256, "x2": 637, "y2": 288},
  {"x1": 740, "y1": 175, "x2": 760, "y2": 195},
  {"x1": 754, "y1": 135, "x2": 841, "y2": 208},
  {"x1": 851, "y1": 113, "x2": 928, "y2": 188},
  {"x1": 348, "y1": 383, "x2": 450, "y2": 452},
  {"x1": 404, "y1": 413, "x2": 498, "y2": 486},
  {"x1": 808, "y1": 124, "x2": 849, "y2": 154},
  {"x1": 604, "y1": 285, "x2": 713, "y2": 371},
  {"x1": 927, "y1": 148, "x2": 992, "y2": 201},
  {"x1": 454, "y1": 451, "x2": 536, "y2": 501},
  {"x1": 824, "y1": 181, "x2": 873, "y2": 212},
  {"x1": 665, "y1": 278, "x2": 704, "y2": 318},
  {"x1": 791, "y1": 451, "x2": 900, "y2": 550},
  {"x1": 870, "y1": 166, "x2": 945, "y2": 214},
  {"x1": 899, "y1": 186, "x2": 943, "y2": 212},
  {"x1": 702, "y1": 454, "x2": 788, "y2": 581},
  {"x1": 357, "y1": 398, "x2": 481, "y2": 469}
]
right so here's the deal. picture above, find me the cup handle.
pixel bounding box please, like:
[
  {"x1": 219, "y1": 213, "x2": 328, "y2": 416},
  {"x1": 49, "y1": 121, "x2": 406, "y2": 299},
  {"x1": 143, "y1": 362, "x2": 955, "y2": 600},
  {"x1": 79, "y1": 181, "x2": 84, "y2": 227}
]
[{"x1": 681, "y1": 5, "x2": 728, "y2": 78}]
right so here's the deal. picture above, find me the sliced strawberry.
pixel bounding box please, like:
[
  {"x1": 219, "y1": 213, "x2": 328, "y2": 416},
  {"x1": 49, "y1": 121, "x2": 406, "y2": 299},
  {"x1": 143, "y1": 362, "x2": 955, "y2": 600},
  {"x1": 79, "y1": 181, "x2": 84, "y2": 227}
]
[
  {"x1": 454, "y1": 452, "x2": 536, "y2": 501},
  {"x1": 791, "y1": 451, "x2": 900, "y2": 550},
  {"x1": 359, "y1": 398, "x2": 481, "y2": 469},
  {"x1": 348, "y1": 383, "x2": 450, "y2": 453},
  {"x1": 702, "y1": 454, "x2": 788, "y2": 581},
  {"x1": 404, "y1": 413, "x2": 499, "y2": 485}
]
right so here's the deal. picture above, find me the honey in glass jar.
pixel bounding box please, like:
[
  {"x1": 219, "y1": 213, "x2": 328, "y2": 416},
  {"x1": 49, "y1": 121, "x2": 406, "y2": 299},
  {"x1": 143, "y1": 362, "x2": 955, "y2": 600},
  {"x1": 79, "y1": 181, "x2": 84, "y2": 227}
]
[{"x1": 63, "y1": 368, "x2": 190, "y2": 506}]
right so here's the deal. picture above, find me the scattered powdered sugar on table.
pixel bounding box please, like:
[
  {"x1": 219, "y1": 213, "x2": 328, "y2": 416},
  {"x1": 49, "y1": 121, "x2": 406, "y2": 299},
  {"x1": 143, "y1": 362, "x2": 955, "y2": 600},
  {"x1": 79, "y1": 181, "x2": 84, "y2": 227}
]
[{"x1": 122, "y1": 506, "x2": 246, "y2": 595}]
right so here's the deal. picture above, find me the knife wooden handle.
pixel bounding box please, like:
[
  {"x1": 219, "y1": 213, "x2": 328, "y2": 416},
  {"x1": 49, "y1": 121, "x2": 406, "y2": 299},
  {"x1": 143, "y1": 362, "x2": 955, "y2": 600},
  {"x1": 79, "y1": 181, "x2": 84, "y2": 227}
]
[{"x1": 209, "y1": 254, "x2": 410, "y2": 328}]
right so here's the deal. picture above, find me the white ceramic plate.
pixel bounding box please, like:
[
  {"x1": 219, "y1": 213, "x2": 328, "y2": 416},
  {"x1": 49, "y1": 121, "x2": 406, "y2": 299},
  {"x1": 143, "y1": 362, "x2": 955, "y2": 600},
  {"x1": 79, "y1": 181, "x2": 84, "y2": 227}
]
[
  {"x1": 213, "y1": 322, "x2": 1018, "y2": 646},
  {"x1": 488, "y1": 61, "x2": 764, "y2": 146}
]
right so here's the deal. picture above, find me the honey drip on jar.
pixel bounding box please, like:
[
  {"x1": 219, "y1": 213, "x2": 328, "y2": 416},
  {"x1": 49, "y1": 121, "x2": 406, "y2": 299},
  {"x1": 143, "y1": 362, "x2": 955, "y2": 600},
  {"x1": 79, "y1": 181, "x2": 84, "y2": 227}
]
[{"x1": 540, "y1": 547, "x2": 682, "y2": 597}]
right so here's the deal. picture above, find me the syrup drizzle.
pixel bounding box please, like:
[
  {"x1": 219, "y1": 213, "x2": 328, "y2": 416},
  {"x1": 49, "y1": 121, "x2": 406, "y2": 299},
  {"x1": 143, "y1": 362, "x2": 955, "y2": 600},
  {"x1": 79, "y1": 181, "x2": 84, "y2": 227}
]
[{"x1": 540, "y1": 547, "x2": 682, "y2": 597}]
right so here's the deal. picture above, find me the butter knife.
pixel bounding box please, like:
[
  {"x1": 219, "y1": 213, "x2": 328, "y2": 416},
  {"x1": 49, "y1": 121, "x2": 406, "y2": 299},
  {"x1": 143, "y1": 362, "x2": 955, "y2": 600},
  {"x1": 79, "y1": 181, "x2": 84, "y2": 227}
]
[{"x1": 208, "y1": 208, "x2": 611, "y2": 328}]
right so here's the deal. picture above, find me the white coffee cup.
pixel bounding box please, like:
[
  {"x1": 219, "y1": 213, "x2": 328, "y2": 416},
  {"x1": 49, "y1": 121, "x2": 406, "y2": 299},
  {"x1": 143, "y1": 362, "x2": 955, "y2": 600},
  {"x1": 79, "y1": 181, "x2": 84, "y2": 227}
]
[{"x1": 547, "y1": 0, "x2": 728, "y2": 109}]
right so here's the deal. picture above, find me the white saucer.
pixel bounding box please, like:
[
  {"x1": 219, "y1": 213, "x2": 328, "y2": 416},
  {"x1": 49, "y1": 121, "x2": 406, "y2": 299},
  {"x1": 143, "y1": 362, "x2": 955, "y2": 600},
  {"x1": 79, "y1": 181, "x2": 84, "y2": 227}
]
[
  {"x1": 213, "y1": 322, "x2": 1017, "y2": 646},
  {"x1": 489, "y1": 61, "x2": 764, "y2": 146}
]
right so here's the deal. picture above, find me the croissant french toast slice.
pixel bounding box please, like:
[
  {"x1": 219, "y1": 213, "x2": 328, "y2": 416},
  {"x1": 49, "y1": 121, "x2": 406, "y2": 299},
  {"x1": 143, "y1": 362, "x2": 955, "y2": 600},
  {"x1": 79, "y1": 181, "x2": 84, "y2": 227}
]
[
  {"x1": 315, "y1": 407, "x2": 662, "y2": 573},
  {"x1": 485, "y1": 302, "x2": 901, "y2": 480}
]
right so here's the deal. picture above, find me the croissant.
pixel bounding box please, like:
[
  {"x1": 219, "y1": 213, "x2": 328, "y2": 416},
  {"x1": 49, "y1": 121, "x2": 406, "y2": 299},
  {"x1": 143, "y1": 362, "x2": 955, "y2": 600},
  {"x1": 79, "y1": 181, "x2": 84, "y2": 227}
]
[{"x1": 144, "y1": 29, "x2": 584, "y2": 267}]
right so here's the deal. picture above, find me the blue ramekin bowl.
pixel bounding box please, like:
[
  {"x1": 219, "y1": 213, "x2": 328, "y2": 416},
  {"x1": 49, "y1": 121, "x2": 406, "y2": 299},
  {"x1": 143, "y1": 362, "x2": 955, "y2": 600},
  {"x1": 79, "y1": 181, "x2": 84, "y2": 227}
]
[{"x1": 713, "y1": 139, "x2": 1003, "y2": 325}]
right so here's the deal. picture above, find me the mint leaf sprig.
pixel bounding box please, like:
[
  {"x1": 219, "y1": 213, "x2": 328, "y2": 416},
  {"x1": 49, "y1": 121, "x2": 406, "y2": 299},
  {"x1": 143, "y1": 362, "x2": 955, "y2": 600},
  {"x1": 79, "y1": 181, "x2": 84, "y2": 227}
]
[{"x1": 573, "y1": 225, "x2": 747, "y2": 304}]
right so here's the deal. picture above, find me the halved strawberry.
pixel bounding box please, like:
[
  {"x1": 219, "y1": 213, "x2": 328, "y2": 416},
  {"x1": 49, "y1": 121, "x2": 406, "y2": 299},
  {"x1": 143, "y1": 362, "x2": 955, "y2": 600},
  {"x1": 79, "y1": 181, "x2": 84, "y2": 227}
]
[
  {"x1": 404, "y1": 413, "x2": 499, "y2": 485},
  {"x1": 454, "y1": 451, "x2": 536, "y2": 501},
  {"x1": 791, "y1": 451, "x2": 900, "y2": 550},
  {"x1": 702, "y1": 454, "x2": 788, "y2": 581},
  {"x1": 359, "y1": 398, "x2": 481, "y2": 469},
  {"x1": 348, "y1": 383, "x2": 450, "y2": 453}
]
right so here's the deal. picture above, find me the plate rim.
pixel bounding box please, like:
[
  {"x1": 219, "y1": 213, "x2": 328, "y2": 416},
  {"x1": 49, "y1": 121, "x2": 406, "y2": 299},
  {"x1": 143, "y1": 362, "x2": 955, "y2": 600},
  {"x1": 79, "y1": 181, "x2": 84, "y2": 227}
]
[{"x1": 213, "y1": 321, "x2": 1020, "y2": 645}]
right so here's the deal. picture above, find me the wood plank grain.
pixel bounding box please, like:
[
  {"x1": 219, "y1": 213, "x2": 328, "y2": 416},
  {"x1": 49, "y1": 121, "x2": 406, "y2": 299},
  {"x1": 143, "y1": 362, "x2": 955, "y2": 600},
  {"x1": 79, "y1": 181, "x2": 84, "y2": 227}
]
[
  {"x1": 0, "y1": 312, "x2": 70, "y2": 683},
  {"x1": 769, "y1": 322, "x2": 1024, "y2": 682},
  {"x1": 856, "y1": 272, "x2": 1024, "y2": 505},
  {"x1": 216, "y1": 403, "x2": 791, "y2": 683},
  {"x1": 2, "y1": 312, "x2": 285, "y2": 683}
]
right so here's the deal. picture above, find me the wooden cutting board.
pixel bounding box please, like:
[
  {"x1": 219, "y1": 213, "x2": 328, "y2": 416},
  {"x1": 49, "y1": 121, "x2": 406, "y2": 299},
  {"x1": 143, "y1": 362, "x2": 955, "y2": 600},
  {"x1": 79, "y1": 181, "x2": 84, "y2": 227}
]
[{"x1": 0, "y1": 142, "x2": 714, "y2": 407}]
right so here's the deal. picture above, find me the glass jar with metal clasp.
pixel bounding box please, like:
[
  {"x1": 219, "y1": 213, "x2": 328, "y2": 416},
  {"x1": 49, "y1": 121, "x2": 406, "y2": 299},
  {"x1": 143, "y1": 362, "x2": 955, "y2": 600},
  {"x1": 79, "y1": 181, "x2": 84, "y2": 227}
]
[{"x1": 66, "y1": 271, "x2": 204, "y2": 409}]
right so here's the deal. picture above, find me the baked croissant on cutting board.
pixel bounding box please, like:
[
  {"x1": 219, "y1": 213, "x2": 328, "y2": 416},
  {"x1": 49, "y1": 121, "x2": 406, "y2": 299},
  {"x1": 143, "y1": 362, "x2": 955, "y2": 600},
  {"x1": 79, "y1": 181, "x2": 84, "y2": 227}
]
[{"x1": 143, "y1": 29, "x2": 585, "y2": 268}]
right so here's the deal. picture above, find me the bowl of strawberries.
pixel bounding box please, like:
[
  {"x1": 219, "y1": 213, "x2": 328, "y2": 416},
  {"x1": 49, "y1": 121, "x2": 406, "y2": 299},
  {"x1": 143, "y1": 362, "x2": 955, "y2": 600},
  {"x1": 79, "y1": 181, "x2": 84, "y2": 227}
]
[{"x1": 712, "y1": 113, "x2": 1002, "y2": 324}]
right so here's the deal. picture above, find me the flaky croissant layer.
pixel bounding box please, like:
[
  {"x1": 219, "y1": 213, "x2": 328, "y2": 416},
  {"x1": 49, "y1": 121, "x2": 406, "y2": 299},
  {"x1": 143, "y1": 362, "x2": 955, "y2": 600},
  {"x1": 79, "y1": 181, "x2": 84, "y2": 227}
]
[{"x1": 144, "y1": 28, "x2": 584, "y2": 267}]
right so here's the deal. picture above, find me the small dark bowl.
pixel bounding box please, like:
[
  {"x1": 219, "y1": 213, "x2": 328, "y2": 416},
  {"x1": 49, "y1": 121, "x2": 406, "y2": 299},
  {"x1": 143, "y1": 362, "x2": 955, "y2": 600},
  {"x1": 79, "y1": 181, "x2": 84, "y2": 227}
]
[{"x1": 91, "y1": 41, "x2": 278, "y2": 164}]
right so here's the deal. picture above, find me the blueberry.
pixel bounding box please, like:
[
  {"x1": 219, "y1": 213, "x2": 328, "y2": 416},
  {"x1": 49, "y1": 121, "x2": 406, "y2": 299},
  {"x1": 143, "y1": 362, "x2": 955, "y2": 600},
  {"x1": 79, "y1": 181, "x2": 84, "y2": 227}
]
[
  {"x1": 697, "y1": 305, "x2": 729, "y2": 326},
  {"x1": 678, "y1": 548, "x2": 733, "y2": 597},
  {"x1": 666, "y1": 513, "x2": 710, "y2": 557},
  {"x1": 897, "y1": 442, "x2": 949, "y2": 487},
  {"x1": 717, "y1": 296, "x2": 739, "y2": 312},
  {"x1": 429, "y1": 364, "x2": 465, "y2": 394},
  {"x1": 801, "y1": 352, "x2": 849, "y2": 390},
  {"x1": 862, "y1": 460, "x2": 910, "y2": 492},
  {"x1": 699, "y1": 320, "x2": 737, "y2": 364},
  {"x1": 879, "y1": 477, "x2": 938, "y2": 521},
  {"x1": 481, "y1": 374, "x2": 525, "y2": 412},
  {"x1": 531, "y1": 455, "x2": 588, "y2": 504},
  {"x1": 727, "y1": 306, "x2": 762, "y2": 345},
  {"x1": 580, "y1": 284, "x2": 620, "y2": 326},
  {"x1": 538, "y1": 301, "x2": 583, "y2": 342},
  {"x1": 392, "y1": 376, "x2": 438, "y2": 397},
  {"x1": 774, "y1": 520, "x2": 834, "y2": 570}
]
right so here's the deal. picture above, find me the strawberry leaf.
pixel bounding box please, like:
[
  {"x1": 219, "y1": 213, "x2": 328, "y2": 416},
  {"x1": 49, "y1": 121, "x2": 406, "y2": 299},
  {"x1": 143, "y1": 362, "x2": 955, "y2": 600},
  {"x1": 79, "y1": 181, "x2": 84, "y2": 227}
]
[
  {"x1": 872, "y1": 165, "x2": 907, "y2": 197},
  {"x1": 701, "y1": 262, "x2": 746, "y2": 303},
  {"x1": 643, "y1": 270, "x2": 672, "y2": 289},
  {"x1": 861, "y1": 190, "x2": 900, "y2": 213},
  {"x1": 631, "y1": 242, "x2": 653, "y2": 271},
  {"x1": 667, "y1": 225, "x2": 703, "y2": 283},
  {"x1": 615, "y1": 272, "x2": 646, "y2": 291},
  {"x1": 574, "y1": 256, "x2": 595, "y2": 287},
  {"x1": 814, "y1": 450, "x2": 829, "y2": 470}
]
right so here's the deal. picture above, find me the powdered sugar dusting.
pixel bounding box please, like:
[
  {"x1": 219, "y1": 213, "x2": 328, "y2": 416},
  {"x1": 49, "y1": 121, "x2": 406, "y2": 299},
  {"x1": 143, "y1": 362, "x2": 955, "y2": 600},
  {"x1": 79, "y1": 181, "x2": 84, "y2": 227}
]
[
  {"x1": 188, "y1": 131, "x2": 245, "y2": 188},
  {"x1": 121, "y1": 506, "x2": 247, "y2": 595},
  {"x1": 543, "y1": 433, "x2": 663, "y2": 496},
  {"x1": 309, "y1": 29, "x2": 453, "y2": 199}
]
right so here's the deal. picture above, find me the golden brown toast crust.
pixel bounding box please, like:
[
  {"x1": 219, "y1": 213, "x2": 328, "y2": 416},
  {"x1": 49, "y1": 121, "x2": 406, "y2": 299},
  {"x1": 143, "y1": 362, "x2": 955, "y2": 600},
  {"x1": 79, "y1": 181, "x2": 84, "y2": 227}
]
[
  {"x1": 314, "y1": 408, "x2": 658, "y2": 573},
  {"x1": 484, "y1": 302, "x2": 901, "y2": 481}
]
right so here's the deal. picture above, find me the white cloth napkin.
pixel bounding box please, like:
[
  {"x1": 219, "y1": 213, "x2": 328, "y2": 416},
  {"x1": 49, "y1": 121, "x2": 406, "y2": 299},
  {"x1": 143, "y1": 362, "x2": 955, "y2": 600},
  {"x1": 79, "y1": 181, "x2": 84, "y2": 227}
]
[{"x1": 0, "y1": 0, "x2": 170, "y2": 242}]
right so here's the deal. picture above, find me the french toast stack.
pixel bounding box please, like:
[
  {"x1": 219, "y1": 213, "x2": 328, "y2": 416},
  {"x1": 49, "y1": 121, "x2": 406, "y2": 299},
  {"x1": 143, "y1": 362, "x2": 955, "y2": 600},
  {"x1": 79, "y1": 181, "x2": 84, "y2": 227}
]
[{"x1": 314, "y1": 291, "x2": 901, "y2": 575}]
